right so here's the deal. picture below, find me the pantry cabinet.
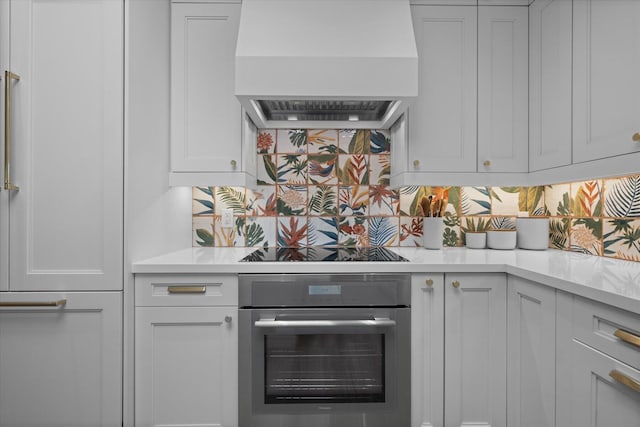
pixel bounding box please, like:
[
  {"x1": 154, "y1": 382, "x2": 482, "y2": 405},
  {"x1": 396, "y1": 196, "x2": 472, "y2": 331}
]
[
  {"x1": 0, "y1": 292, "x2": 122, "y2": 427},
  {"x1": 135, "y1": 274, "x2": 238, "y2": 427},
  {"x1": 573, "y1": 0, "x2": 640, "y2": 163},
  {"x1": 444, "y1": 273, "x2": 507, "y2": 427},
  {"x1": 1, "y1": 0, "x2": 123, "y2": 292},
  {"x1": 170, "y1": 1, "x2": 256, "y2": 187}
]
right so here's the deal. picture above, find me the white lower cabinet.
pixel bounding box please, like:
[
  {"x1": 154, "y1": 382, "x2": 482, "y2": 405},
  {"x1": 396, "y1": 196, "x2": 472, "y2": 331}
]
[
  {"x1": 507, "y1": 276, "x2": 556, "y2": 427},
  {"x1": 0, "y1": 292, "x2": 122, "y2": 427},
  {"x1": 444, "y1": 273, "x2": 507, "y2": 427},
  {"x1": 134, "y1": 275, "x2": 238, "y2": 427}
]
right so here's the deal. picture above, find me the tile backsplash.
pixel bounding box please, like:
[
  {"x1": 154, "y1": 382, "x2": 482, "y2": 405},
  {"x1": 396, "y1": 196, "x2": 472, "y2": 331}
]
[{"x1": 192, "y1": 129, "x2": 640, "y2": 263}]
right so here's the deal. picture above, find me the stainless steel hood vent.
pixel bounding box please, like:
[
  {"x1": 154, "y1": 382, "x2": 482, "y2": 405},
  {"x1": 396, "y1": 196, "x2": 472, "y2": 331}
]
[{"x1": 235, "y1": 0, "x2": 418, "y2": 129}]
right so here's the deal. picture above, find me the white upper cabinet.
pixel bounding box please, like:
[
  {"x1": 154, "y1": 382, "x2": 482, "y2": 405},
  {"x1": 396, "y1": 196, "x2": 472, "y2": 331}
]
[
  {"x1": 478, "y1": 6, "x2": 528, "y2": 173},
  {"x1": 408, "y1": 5, "x2": 478, "y2": 173},
  {"x1": 529, "y1": 0, "x2": 572, "y2": 172},
  {"x1": 170, "y1": 1, "x2": 256, "y2": 187},
  {"x1": 573, "y1": 0, "x2": 640, "y2": 163},
  {"x1": 4, "y1": 0, "x2": 123, "y2": 292}
]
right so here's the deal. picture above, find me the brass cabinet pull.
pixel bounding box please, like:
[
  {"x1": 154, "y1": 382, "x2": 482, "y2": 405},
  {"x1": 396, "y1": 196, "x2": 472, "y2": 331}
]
[
  {"x1": 413, "y1": 159, "x2": 420, "y2": 169},
  {"x1": 230, "y1": 159, "x2": 237, "y2": 169},
  {"x1": 167, "y1": 285, "x2": 206, "y2": 294},
  {"x1": 452, "y1": 280, "x2": 460, "y2": 288},
  {"x1": 224, "y1": 315, "x2": 232, "y2": 323},
  {"x1": 614, "y1": 329, "x2": 640, "y2": 348},
  {"x1": 425, "y1": 278, "x2": 433, "y2": 287},
  {"x1": 0, "y1": 299, "x2": 66, "y2": 307},
  {"x1": 609, "y1": 370, "x2": 640, "y2": 393},
  {"x1": 4, "y1": 70, "x2": 20, "y2": 191},
  {"x1": 633, "y1": 132, "x2": 640, "y2": 142},
  {"x1": 483, "y1": 160, "x2": 491, "y2": 168}
]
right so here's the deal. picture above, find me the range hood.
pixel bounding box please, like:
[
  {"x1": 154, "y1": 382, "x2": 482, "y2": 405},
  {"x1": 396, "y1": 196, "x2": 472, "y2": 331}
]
[{"x1": 235, "y1": 0, "x2": 418, "y2": 129}]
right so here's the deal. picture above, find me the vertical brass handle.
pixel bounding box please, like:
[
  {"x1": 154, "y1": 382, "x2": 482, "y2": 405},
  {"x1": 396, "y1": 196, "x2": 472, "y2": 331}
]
[
  {"x1": 425, "y1": 278, "x2": 433, "y2": 287},
  {"x1": 452, "y1": 280, "x2": 460, "y2": 288},
  {"x1": 609, "y1": 370, "x2": 640, "y2": 393},
  {"x1": 632, "y1": 133, "x2": 640, "y2": 142},
  {"x1": 614, "y1": 329, "x2": 640, "y2": 347},
  {"x1": 4, "y1": 70, "x2": 20, "y2": 191}
]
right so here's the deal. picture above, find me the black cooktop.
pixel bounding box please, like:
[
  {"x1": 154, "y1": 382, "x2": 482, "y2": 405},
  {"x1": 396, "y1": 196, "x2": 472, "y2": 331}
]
[{"x1": 240, "y1": 246, "x2": 409, "y2": 262}]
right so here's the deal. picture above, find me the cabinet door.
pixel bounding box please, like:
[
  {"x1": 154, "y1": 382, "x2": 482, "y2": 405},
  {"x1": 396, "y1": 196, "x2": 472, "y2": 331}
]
[
  {"x1": 171, "y1": 2, "x2": 242, "y2": 174},
  {"x1": 572, "y1": 340, "x2": 640, "y2": 427},
  {"x1": 0, "y1": 0, "x2": 8, "y2": 292},
  {"x1": 8, "y1": 0, "x2": 123, "y2": 291},
  {"x1": 409, "y1": 5, "x2": 477, "y2": 173},
  {"x1": 411, "y1": 273, "x2": 444, "y2": 427},
  {"x1": 478, "y1": 6, "x2": 528, "y2": 173},
  {"x1": 445, "y1": 273, "x2": 507, "y2": 427},
  {"x1": 0, "y1": 292, "x2": 122, "y2": 427},
  {"x1": 507, "y1": 276, "x2": 556, "y2": 427},
  {"x1": 573, "y1": 0, "x2": 640, "y2": 163},
  {"x1": 529, "y1": 0, "x2": 572, "y2": 172},
  {"x1": 136, "y1": 306, "x2": 238, "y2": 427}
]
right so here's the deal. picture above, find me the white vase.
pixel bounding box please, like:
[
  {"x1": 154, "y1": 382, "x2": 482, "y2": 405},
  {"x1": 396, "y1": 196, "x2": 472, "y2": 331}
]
[
  {"x1": 465, "y1": 232, "x2": 487, "y2": 249},
  {"x1": 423, "y1": 217, "x2": 444, "y2": 250},
  {"x1": 516, "y1": 217, "x2": 549, "y2": 250}
]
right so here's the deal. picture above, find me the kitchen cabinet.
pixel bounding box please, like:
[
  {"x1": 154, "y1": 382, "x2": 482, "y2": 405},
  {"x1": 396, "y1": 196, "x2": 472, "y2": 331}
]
[
  {"x1": 573, "y1": 0, "x2": 640, "y2": 163},
  {"x1": 0, "y1": 292, "x2": 122, "y2": 427},
  {"x1": 135, "y1": 274, "x2": 238, "y2": 427},
  {"x1": 507, "y1": 276, "x2": 556, "y2": 427},
  {"x1": 528, "y1": 0, "x2": 572, "y2": 172},
  {"x1": 411, "y1": 273, "x2": 444, "y2": 427},
  {"x1": 170, "y1": 1, "x2": 256, "y2": 187},
  {"x1": 444, "y1": 273, "x2": 507, "y2": 427},
  {"x1": 0, "y1": 0, "x2": 123, "y2": 292},
  {"x1": 557, "y1": 292, "x2": 640, "y2": 427}
]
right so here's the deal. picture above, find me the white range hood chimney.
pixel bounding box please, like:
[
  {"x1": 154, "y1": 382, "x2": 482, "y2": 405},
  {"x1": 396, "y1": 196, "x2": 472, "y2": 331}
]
[{"x1": 235, "y1": 0, "x2": 418, "y2": 129}]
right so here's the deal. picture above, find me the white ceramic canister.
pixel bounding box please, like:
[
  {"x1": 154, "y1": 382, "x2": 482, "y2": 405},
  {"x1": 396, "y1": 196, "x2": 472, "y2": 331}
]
[
  {"x1": 486, "y1": 230, "x2": 517, "y2": 250},
  {"x1": 516, "y1": 217, "x2": 549, "y2": 250},
  {"x1": 465, "y1": 232, "x2": 487, "y2": 249},
  {"x1": 423, "y1": 217, "x2": 444, "y2": 250}
]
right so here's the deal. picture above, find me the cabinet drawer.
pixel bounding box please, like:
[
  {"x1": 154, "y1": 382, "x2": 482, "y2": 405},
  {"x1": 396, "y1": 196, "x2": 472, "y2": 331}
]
[
  {"x1": 573, "y1": 296, "x2": 640, "y2": 369},
  {"x1": 135, "y1": 274, "x2": 238, "y2": 307}
]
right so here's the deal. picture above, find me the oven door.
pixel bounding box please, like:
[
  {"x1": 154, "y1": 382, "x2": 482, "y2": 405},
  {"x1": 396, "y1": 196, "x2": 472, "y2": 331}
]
[{"x1": 239, "y1": 307, "x2": 410, "y2": 420}]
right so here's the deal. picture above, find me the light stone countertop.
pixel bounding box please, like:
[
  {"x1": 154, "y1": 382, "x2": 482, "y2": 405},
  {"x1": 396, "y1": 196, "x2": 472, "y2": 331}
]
[{"x1": 132, "y1": 247, "x2": 640, "y2": 315}]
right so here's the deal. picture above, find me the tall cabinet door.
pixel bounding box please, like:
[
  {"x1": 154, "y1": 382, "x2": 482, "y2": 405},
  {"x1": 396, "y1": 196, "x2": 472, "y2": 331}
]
[
  {"x1": 477, "y1": 6, "x2": 528, "y2": 173},
  {"x1": 409, "y1": 5, "x2": 477, "y2": 173},
  {"x1": 529, "y1": 0, "x2": 572, "y2": 172},
  {"x1": 0, "y1": 0, "x2": 8, "y2": 292},
  {"x1": 0, "y1": 292, "x2": 122, "y2": 427},
  {"x1": 8, "y1": 0, "x2": 123, "y2": 291},
  {"x1": 573, "y1": 0, "x2": 640, "y2": 163},
  {"x1": 411, "y1": 273, "x2": 444, "y2": 427},
  {"x1": 444, "y1": 273, "x2": 507, "y2": 427}
]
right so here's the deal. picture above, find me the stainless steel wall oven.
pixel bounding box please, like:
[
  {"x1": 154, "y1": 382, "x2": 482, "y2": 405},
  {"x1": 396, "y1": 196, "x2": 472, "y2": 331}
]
[{"x1": 238, "y1": 273, "x2": 410, "y2": 427}]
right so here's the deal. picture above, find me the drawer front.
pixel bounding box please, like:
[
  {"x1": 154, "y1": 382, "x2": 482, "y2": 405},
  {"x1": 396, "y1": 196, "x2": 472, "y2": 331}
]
[
  {"x1": 135, "y1": 274, "x2": 238, "y2": 307},
  {"x1": 574, "y1": 296, "x2": 640, "y2": 369}
]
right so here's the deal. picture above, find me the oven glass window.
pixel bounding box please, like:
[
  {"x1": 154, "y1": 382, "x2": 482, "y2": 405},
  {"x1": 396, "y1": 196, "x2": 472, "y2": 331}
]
[{"x1": 264, "y1": 334, "x2": 385, "y2": 404}]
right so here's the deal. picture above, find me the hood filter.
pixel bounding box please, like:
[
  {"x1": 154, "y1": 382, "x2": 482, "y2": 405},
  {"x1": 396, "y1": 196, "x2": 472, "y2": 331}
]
[{"x1": 257, "y1": 100, "x2": 392, "y2": 122}]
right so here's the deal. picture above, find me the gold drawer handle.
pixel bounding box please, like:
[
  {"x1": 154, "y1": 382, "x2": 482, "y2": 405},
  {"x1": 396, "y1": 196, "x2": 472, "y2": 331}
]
[
  {"x1": 609, "y1": 370, "x2": 640, "y2": 393},
  {"x1": 633, "y1": 132, "x2": 640, "y2": 142},
  {"x1": 0, "y1": 299, "x2": 66, "y2": 307},
  {"x1": 167, "y1": 286, "x2": 206, "y2": 294},
  {"x1": 614, "y1": 329, "x2": 640, "y2": 348}
]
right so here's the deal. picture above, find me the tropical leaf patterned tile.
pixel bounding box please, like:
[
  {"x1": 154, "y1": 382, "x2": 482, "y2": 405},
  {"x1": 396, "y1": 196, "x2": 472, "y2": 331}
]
[
  {"x1": 399, "y1": 216, "x2": 423, "y2": 247},
  {"x1": 338, "y1": 216, "x2": 369, "y2": 247},
  {"x1": 193, "y1": 216, "x2": 214, "y2": 247},
  {"x1": 257, "y1": 129, "x2": 276, "y2": 154},
  {"x1": 214, "y1": 216, "x2": 244, "y2": 247},
  {"x1": 491, "y1": 216, "x2": 517, "y2": 230},
  {"x1": 491, "y1": 187, "x2": 520, "y2": 216},
  {"x1": 339, "y1": 129, "x2": 369, "y2": 154},
  {"x1": 257, "y1": 155, "x2": 279, "y2": 185},
  {"x1": 277, "y1": 185, "x2": 307, "y2": 216},
  {"x1": 398, "y1": 186, "x2": 424, "y2": 216},
  {"x1": 246, "y1": 186, "x2": 277, "y2": 217},
  {"x1": 461, "y1": 187, "x2": 491, "y2": 215},
  {"x1": 603, "y1": 218, "x2": 640, "y2": 261},
  {"x1": 370, "y1": 130, "x2": 391, "y2": 154},
  {"x1": 368, "y1": 217, "x2": 399, "y2": 246},
  {"x1": 549, "y1": 218, "x2": 570, "y2": 250},
  {"x1": 308, "y1": 216, "x2": 339, "y2": 246},
  {"x1": 369, "y1": 185, "x2": 399, "y2": 216},
  {"x1": 277, "y1": 216, "x2": 308, "y2": 247},
  {"x1": 338, "y1": 185, "x2": 369, "y2": 216},
  {"x1": 571, "y1": 180, "x2": 602, "y2": 217},
  {"x1": 545, "y1": 184, "x2": 571, "y2": 216},
  {"x1": 244, "y1": 216, "x2": 275, "y2": 247},
  {"x1": 277, "y1": 154, "x2": 308, "y2": 184},
  {"x1": 337, "y1": 154, "x2": 369, "y2": 184},
  {"x1": 460, "y1": 216, "x2": 492, "y2": 235},
  {"x1": 308, "y1": 185, "x2": 338, "y2": 216},
  {"x1": 370, "y1": 154, "x2": 391, "y2": 185},
  {"x1": 193, "y1": 186, "x2": 215, "y2": 215},
  {"x1": 308, "y1": 154, "x2": 337, "y2": 185},
  {"x1": 603, "y1": 175, "x2": 640, "y2": 217},
  {"x1": 214, "y1": 187, "x2": 246, "y2": 215},
  {"x1": 277, "y1": 129, "x2": 307, "y2": 154},
  {"x1": 521, "y1": 186, "x2": 546, "y2": 216},
  {"x1": 570, "y1": 218, "x2": 602, "y2": 255},
  {"x1": 307, "y1": 129, "x2": 338, "y2": 154},
  {"x1": 443, "y1": 211, "x2": 461, "y2": 247}
]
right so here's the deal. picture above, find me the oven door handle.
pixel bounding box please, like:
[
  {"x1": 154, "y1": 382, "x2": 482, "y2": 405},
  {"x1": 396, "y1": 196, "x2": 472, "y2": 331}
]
[{"x1": 254, "y1": 318, "x2": 396, "y2": 328}]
